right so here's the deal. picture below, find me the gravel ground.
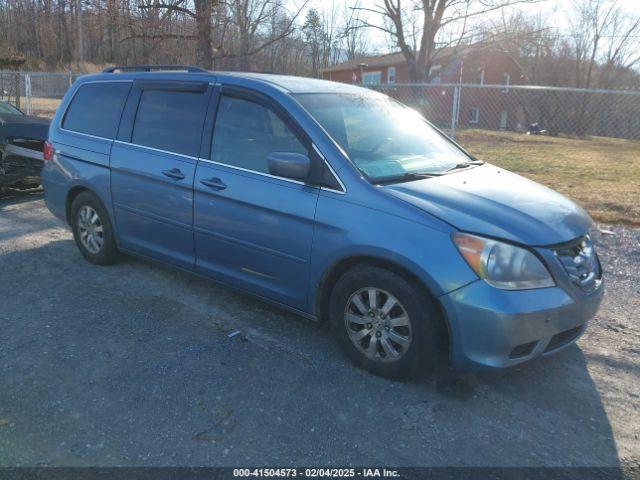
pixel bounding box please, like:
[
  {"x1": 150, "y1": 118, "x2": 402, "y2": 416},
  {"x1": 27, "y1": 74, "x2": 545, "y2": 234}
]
[{"x1": 0, "y1": 192, "x2": 638, "y2": 468}]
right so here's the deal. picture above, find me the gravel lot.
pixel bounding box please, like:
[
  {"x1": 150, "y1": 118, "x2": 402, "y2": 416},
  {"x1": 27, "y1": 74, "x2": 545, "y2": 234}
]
[{"x1": 0, "y1": 192, "x2": 638, "y2": 468}]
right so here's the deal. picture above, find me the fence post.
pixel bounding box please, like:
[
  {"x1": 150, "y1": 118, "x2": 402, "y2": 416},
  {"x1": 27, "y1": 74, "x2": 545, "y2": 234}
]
[
  {"x1": 14, "y1": 71, "x2": 21, "y2": 110},
  {"x1": 450, "y1": 86, "x2": 460, "y2": 139},
  {"x1": 25, "y1": 73, "x2": 32, "y2": 115},
  {"x1": 68, "y1": 70, "x2": 73, "y2": 87}
]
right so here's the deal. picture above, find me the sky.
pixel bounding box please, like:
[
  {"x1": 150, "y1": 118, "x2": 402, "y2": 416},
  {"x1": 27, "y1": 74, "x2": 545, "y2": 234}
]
[{"x1": 288, "y1": 0, "x2": 640, "y2": 53}]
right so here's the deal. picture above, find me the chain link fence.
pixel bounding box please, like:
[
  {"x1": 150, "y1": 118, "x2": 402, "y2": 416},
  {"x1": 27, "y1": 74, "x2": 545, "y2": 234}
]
[
  {"x1": 370, "y1": 83, "x2": 640, "y2": 141},
  {"x1": 0, "y1": 70, "x2": 79, "y2": 117},
  {"x1": 0, "y1": 71, "x2": 23, "y2": 109},
  {"x1": 3, "y1": 71, "x2": 640, "y2": 142}
]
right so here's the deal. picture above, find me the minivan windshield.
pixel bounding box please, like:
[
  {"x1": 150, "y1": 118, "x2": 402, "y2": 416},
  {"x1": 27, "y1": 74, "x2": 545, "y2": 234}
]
[{"x1": 294, "y1": 92, "x2": 477, "y2": 183}]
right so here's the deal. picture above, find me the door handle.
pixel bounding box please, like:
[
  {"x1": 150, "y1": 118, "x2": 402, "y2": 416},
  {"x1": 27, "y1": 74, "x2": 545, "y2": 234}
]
[
  {"x1": 200, "y1": 177, "x2": 227, "y2": 191},
  {"x1": 162, "y1": 168, "x2": 185, "y2": 180}
]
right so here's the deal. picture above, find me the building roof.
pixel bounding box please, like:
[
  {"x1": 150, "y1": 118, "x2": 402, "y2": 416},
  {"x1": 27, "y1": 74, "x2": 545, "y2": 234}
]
[
  {"x1": 320, "y1": 46, "x2": 472, "y2": 73},
  {"x1": 320, "y1": 52, "x2": 408, "y2": 73}
]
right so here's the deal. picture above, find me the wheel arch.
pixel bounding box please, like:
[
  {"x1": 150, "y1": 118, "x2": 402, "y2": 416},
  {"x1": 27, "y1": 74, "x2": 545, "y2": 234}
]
[
  {"x1": 65, "y1": 183, "x2": 113, "y2": 227},
  {"x1": 314, "y1": 254, "x2": 452, "y2": 359},
  {"x1": 65, "y1": 185, "x2": 90, "y2": 224}
]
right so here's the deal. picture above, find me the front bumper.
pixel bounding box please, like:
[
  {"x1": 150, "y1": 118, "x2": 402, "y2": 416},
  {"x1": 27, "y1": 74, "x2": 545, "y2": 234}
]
[{"x1": 440, "y1": 278, "x2": 604, "y2": 370}]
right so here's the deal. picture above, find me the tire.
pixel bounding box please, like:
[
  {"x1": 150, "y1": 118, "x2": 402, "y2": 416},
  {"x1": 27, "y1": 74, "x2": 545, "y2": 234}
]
[
  {"x1": 70, "y1": 191, "x2": 118, "y2": 265},
  {"x1": 329, "y1": 265, "x2": 444, "y2": 379}
]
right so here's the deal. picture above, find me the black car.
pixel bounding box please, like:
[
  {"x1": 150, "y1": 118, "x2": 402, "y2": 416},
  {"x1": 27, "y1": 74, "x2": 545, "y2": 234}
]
[{"x1": 0, "y1": 101, "x2": 50, "y2": 192}]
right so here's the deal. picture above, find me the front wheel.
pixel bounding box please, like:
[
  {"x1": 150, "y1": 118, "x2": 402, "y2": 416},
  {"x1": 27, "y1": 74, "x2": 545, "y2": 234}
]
[
  {"x1": 70, "y1": 191, "x2": 118, "y2": 265},
  {"x1": 329, "y1": 265, "x2": 444, "y2": 379}
]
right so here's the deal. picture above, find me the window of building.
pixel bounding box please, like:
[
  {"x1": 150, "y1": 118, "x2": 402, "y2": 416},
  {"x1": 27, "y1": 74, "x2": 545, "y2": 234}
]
[
  {"x1": 211, "y1": 95, "x2": 307, "y2": 175},
  {"x1": 502, "y1": 72, "x2": 511, "y2": 92},
  {"x1": 62, "y1": 82, "x2": 131, "y2": 139},
  {"x1": 429, "y1": 65, "x2": 442, "y2": 84},
  {"x1": 362, "y1": 71, "x2": 382, "y2": 85},
  {"x1": 131, "y1": 89, "x2": 209, "y2": 157},
  {"x1": 387, "y1": 67, "x2": 396, "y2": 84},
  {"x1": 469, "y1": 108, "x2": 480, "y2": 124}
]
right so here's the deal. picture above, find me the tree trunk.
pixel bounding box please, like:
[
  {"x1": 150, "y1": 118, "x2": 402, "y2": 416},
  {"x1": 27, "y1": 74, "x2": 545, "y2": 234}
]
[{"x1": 194, "y1": 0, "x2": 213, "y2": 69}]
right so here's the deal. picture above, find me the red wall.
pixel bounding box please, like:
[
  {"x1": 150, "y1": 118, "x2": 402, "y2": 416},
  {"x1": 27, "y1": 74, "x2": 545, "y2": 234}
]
[{"x1": 321, "y1": 51, "x2": 523, "y2": 85}]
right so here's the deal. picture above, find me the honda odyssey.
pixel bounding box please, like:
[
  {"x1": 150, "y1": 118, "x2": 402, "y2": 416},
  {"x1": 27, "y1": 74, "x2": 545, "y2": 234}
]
[{"x1": 42, "y1": 65, "x2": 604, "y2": 378}]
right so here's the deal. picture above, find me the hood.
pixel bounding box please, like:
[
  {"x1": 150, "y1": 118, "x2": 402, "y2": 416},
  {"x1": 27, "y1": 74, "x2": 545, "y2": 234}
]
[{"x1": 384, "y1": 164, "x2": 591, "y2": 246}]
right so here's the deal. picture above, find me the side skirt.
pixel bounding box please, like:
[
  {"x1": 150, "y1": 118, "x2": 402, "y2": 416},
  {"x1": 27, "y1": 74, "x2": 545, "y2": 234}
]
[{"x1": 118, "y1": 246, "x2": 319, "y2": 322}]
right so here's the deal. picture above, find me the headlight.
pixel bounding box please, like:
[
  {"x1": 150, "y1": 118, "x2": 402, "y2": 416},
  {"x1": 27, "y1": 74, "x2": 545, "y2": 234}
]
[{"x1": 452, "y1": 233, "x2": 555, "y2": 290}]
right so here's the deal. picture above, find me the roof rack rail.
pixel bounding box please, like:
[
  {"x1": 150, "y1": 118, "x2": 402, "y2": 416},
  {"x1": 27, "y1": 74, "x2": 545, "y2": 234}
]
[{"x1": 102, "y1": 65, "x2": 208, "y2": 73}]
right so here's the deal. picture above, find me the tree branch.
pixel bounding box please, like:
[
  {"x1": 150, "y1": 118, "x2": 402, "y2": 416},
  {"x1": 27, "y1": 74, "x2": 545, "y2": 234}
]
[{"x1": 137, "y1": 1, "x2": 195, "y2": 18}]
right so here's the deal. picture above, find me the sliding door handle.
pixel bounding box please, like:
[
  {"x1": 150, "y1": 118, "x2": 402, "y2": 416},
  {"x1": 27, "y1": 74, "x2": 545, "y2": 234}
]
[
  {"x1": 162, "y1": 168, "x2": 185, "y2": 180},
  {"x1": 200, "y1": 177, "x2": 227, "y2": 191}
]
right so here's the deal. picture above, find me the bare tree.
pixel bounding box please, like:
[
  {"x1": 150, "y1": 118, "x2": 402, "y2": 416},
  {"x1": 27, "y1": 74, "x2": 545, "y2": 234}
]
[
  {"x1": 569, "y1": 0, "x2": 640, "y2": 89},
  {"x1": 479, "y1": 11, "x2": 561, "y2": 85},
  {"x1": 136, "y1": 0, "x2": 216, "y2": 68},
  {"x1": 341, "y1": 0, "x2": 368, "y2": 61},
  {"x1": 302, "y1": 8, "x2": 323, "y2": 76},
  {"x1": 354, "y1": 0, "x2": 542, "y2": 82},
  {"x1": 5, "y1": 0, "x2": 637, "y2": 91},
  {"x1": 218, "y1": 0, "x2": 307, "y2": 70}
]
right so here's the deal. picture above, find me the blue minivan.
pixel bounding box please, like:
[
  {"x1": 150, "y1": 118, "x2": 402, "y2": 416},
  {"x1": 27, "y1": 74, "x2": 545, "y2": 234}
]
[{"x1": 42, "y1": 66, "x2": 604, "y2": 378}]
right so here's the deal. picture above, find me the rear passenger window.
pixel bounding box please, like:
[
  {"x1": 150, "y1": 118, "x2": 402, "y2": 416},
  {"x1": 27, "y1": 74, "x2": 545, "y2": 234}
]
[
  {"x1": 132, "y1": 89, "x2": 208, "y2": 157},
  {"x1": 63, "y1": 82, "x2": 131, "y2": 139},
  {"x1": 211, "y1": 95, "x2": 307, "y2": 174}
]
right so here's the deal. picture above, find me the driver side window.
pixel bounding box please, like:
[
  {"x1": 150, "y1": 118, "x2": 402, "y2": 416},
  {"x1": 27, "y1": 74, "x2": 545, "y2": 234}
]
[{"x1": 211, "y1": 94, "x2": 308, "y2": 175}]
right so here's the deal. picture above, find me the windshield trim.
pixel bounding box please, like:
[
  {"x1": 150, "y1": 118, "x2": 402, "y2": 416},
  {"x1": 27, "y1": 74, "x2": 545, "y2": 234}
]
[{"x1": 370, "y1": 162, "x2": 485, "y2": 186}]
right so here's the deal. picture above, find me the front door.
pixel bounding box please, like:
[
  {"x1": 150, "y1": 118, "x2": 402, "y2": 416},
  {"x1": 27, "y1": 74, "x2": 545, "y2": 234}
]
[
  {"x1": 194, "y1": 87, "x2": 320, "y2": 310},
  {"x1": 110, "y1": 81, "x2": 211, "y2": 268}
]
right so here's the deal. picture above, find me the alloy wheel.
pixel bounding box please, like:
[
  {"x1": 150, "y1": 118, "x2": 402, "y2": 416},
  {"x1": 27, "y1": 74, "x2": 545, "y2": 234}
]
[
  {"x1": 344, "y1": 287, "x2": 412, "y2": 363},
  {"x1": 77, "y1": 205, "x2": 104, "y2": 254}
]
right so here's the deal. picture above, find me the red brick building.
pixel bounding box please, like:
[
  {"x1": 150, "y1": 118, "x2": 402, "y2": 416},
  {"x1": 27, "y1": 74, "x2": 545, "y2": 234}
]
[{"x1": 320, "y1": 46, "x2": 527, "y2": 131}]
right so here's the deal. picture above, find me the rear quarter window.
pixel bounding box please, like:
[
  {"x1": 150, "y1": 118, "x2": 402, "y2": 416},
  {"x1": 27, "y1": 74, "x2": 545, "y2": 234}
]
[{"x1": 62, "y1": 82, "x2": 131, "y2": 139}]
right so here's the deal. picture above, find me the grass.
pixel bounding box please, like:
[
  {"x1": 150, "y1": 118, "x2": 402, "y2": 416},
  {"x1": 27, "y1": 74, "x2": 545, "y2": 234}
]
[
  {"x1": 457, "y1": 129, "x2": 640, "y2": 226},
  {"x1": 10, "y1": 98, "x2": 640, "y2": 225},
  {"x1": 19, "y1": 97, "x2": 60, "y2": 118}
]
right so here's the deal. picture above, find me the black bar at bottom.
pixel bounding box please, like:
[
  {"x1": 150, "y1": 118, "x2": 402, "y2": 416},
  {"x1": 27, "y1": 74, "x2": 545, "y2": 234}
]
[{"x1": 0, "y1": 467, "x2": 637, "y2": 480}]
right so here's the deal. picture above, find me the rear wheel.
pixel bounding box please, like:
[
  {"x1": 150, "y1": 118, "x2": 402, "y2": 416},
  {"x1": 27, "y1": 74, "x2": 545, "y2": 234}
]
[
  {"x1": 330, "y1": 265, "x2": 444, "y2": 379},
  {"x1": 71, "y1": 191, "x2": 118, "y2": 265}
]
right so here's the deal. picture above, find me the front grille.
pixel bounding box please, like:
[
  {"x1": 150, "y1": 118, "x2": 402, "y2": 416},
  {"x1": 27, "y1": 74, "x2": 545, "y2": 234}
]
[
  {"x1": 544, "y1": 325, "x2": 583, "y2": 353},
  {"x1": 554, "y1": 235, "x2": 602, "y2": 291},
  {"x1": 509, "y1": 341, "x2": 538, "y2": 359}
]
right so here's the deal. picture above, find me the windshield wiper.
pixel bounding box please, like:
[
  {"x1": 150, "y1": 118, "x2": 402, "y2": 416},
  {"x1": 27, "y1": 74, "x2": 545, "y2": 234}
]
[
  {"x1": 373, "y1": 160, "x2": 485, "y2": 185},
  {"x1": 444, "y1": 160, "x2": 484, "y2": 172},
  {"x1": 373, "y1": 171, "x2": 440, "y2": 185}
]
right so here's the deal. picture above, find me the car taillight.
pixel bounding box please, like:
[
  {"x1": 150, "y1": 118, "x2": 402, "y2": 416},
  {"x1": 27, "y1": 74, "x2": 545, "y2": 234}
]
[{"x1": 43, "y1": 141, "x2": 54, "y2": 161}]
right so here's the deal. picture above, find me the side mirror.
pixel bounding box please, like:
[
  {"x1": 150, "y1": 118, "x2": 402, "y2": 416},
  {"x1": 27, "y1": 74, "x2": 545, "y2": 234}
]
[{"x1": 268, "y1": 152, "x2": 311, "y2": 180}]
